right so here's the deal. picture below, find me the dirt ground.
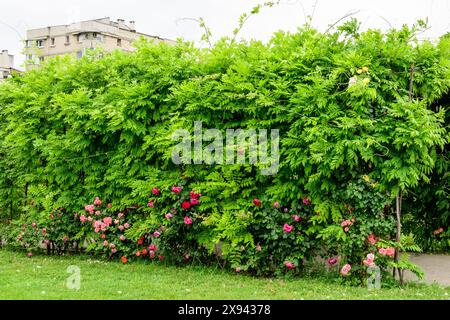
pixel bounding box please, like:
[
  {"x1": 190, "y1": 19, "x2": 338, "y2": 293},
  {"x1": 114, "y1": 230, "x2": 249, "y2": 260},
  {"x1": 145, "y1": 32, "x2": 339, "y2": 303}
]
[{"x1": 403, "y1": 253, "x2": 450, "y2": 287}]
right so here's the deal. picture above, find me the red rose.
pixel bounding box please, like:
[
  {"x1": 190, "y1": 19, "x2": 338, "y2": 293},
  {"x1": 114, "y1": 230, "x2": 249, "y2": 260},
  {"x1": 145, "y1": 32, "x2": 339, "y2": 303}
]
[
  {"x1": 141, "y1": 249, "x2": 148, "y2": 255},
  {"x1": 252, "y1": 199, "x2": 262, "y2": 207},
  {"x1": 152, "y1": 187, "x2": 160, "y2": 196},
  {"x1": 121, "y1": 256, "x2": 127, "y2": 264},
  {"x1": 181, "y1": 201, "x2": 191, "y2": 210},
  {"x1": 190, "y1": 191, "x2": 201, "y2": 199}
]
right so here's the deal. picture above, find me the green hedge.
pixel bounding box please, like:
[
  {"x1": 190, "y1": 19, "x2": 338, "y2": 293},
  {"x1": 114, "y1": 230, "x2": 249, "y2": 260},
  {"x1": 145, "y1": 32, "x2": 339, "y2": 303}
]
[{"x1": 0, "y1": 20, "x2": 448, "y2": 282}]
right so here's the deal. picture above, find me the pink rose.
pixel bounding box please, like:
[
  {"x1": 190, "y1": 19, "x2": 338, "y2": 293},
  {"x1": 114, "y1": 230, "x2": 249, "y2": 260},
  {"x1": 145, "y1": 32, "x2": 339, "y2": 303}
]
[
  {"x1": 165, "y1": 213, "x2": 173, "y2": 219},
  {"x1": 341, "y1": 220, "x2": 352, "y2": 227},
  {"x1": 149, "y1": 244, "x2": 157, "y2": 251},
  {"x1": 344, "y1": 227, "x2": 349, "y2": 232},
  {"x1": 120, "y1": 235, "x2": 125, "y2": 241},
  {"x1": 386, "y1": 248, "x2": 395, "y2": 257},
  {"x1": 124, "y1": 223, "x2": 130, "y2": 228},
  {"x1": 256, "y1": 244, "x2": 262, "y2": 252},
  {"x1": 152, "y1": 187, "x2": 160, "y2": 196},
  {"x1": 103, "y1": 217, "x2": 112, "y2": 226},
  {"x1": 149, "y1": 250, "x2": 155, "y2": 259},
  {"x1": 95, "y1": 210, "x2": 101, "y2": 216},
  {"x1": 119, "y1": 225, "x2": 124, "y2": 232},
  {"x1": 235, "y1": 267, "x2": 241, "y2": 273},
  {"x1": 27, "y1": 252, "x2": 33, "y2": 258},
  {"x1": 147, "y1": 201, "x2": 154, "y2": 208},
  {"x1": 117, "y1": 213, "x2": 124, "y2": 219},
  {"x1": 327, "y1": 258, "x2": 337, "y2": 265},
  {"x1": 184, "y1": 216, "x2": 193, "y2": 225},
  {"x1": 367, "y1": 233, "x2": 376, "y2": 245},
  {"x1": 341, "y1": 264, "x2": 351, "y2": 276},
  {"x1": 171, "y1": 186, "x2": 182, "y2": 194},
  {"x1": 283, "y1": 223, "x2": 294, "y2": 233},
  {"x1": 107, "y1": 203, "x2": 112, "y2": 208},
  {"x1": 190, "y1": 198, "x2": 199, "y2": 205},
  {"x1": 153, "y1": 231, "x2": 161, "y2": 237},
  {"x1": 103, "y1": 240, "x2": 108, "y2": 246},
  {"x1": 273, "y1": 202, "x2": 280, "y2": 208},
  {"x1": 94, "y1": 197, "x2": 102, "y2": 206},
  {"x1": 111, "y1": 248, "x2": 117, "y2": 254},
  {"x1": 80, "y1": 215, "x2": 87, "y2": 223},
  {"x1": 114, "y1": 219, "x2": 119, "y2": 225},
  {"x1": 284, "y1": 261, "x2": 295, "y2": 269},
  {"x1": 109, "y1": 243, "x2": 116, "y2": 249},
  {"x1": 363, "y1": 259, "x2": 375, "y2": 267},
  {"x1": 378, "y1": 248, "x2": 386, "y2": 255},
  {"x1": 84, "y1": 204, "x2": 95, "y2": 214},
  {"x1": 302, "y1": 197, "x2": 311, "y2": 205},
  {"x1": 292, "y1": 215, "x2": 302, "y2": 222},
  {"x1": 87, "y1": 216, "x2": 93, "y2": 222}
]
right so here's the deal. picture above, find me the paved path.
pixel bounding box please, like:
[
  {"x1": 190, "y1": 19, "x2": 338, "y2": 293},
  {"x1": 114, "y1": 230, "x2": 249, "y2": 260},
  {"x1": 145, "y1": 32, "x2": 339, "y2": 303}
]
[{"x1": 403, "y1": 253, "x2": 450, "y2": 287}]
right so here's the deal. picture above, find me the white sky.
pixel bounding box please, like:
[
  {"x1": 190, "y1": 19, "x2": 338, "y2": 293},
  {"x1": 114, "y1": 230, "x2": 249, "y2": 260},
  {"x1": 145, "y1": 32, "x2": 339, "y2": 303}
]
[{"x1": 1, "y1": 0, "x2": 449, "y2": 69}]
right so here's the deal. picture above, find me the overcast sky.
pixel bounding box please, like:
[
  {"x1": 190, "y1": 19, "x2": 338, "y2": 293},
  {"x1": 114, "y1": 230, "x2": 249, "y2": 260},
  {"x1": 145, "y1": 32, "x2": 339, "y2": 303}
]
[{"x1": 1, "y1": 0, "x2": 449, "y2": 68}]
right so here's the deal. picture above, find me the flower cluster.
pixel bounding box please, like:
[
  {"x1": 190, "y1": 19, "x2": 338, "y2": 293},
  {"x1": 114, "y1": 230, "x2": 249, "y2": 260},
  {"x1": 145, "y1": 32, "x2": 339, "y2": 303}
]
[
  {"x1": 363, "y1": 253, "x2": 375, "y2": 266},
  {"x1": 367, "y1": 233, "x2": 376, "y2": 245},
  {"x1": 340, "y1": 219, "x2": 354, "y2": 232},
  {"x1": 340, "y1": 263, "x2": 351, "y2": 276},
  {"x1": 378, "y1": 247, "x2": 395, "y2": 257}
]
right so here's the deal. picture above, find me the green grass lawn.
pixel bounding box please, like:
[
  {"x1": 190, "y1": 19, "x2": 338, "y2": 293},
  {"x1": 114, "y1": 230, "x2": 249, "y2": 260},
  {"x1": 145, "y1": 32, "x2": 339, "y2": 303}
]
[{"x1": 0, "y1": 249, "x2": 448, "y2": 300}]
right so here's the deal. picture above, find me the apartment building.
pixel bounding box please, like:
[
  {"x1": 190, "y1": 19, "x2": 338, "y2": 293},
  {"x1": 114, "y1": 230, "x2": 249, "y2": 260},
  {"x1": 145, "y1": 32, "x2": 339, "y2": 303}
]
[
  {"x1": 24, "y1": 17, "x2": 175, "y2": 69},
  {"x1": 0, "y1": 50, "x2": 16, "y2": 80}
]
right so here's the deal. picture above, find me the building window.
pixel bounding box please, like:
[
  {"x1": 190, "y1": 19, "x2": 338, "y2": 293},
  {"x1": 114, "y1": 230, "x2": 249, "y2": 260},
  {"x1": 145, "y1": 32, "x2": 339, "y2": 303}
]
[
  {"x1": 93, "y1": 32, "x2": 97, "y2": 38},
  {"x1": 38, "y1": 56, "x2": 44, "y2": 64},
  {"x1": 65, "y1": 35, "x2": 70, "y2": 44},
  {"x1": 117, "y1": 38, "x2": 122, "y2": 47},
  {"x1": 25, "y1": 40, "x2": 30, "y2": 47},
  {"x1": 76, "y1": 50, "x2": 83, "y2": 59},
  {"x1": 51, "y1": 38, "x2": 55, "y2": 46},
  {"x1": 36, "y1": 40, "x2": 44, "y2": 47},
  {"x1": 26, "y1": 54, "x2": 33, "y2": 61}
]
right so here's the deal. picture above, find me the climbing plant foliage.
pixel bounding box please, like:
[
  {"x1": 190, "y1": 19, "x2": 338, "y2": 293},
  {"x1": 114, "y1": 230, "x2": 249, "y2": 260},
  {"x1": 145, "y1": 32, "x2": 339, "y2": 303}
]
[{"x1": 0, "y1": 20, "x2": 448, "y2": 281}]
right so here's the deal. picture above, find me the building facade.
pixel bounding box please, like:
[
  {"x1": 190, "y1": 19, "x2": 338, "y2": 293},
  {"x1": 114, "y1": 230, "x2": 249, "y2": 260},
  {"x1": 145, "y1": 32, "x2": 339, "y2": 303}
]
[
  {"x1": 0, "y1": 50, "x2": 16, "y2": 80},
  {"x1": 24, "y1": 17, "x2": 175, "y2": 69}
]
